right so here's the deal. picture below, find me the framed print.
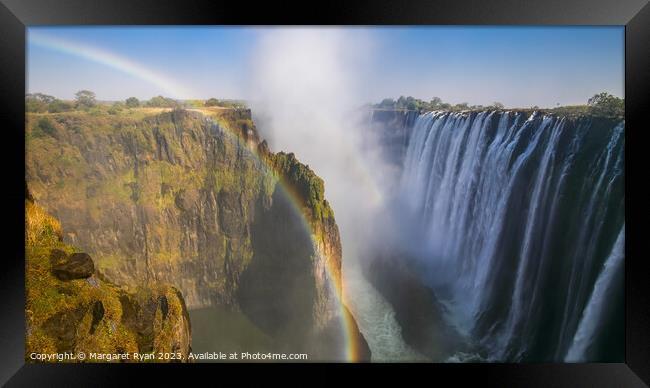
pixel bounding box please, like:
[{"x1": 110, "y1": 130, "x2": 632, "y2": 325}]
[{"x1": 1, "y1": 0, "x2": 648, "y2": 386}]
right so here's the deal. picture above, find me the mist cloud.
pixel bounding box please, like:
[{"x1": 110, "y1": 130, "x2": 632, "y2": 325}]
[{"x1": 247, "y1": 28, "x2": 395, "y2": 264}]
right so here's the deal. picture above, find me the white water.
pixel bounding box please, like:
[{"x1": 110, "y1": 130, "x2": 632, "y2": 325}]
[
  {"x1": 397, "y1": 111, "x2": 624, "y2": 361},
  {"x1": 342, "y1": 243, "x2": 424, "y2": 361},
  {"x1": 565, "y1": 225, "x2": 625, "y2": 362}
]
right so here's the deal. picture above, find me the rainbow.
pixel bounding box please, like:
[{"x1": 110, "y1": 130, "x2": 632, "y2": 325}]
[{"x1": 28, "y1": 31, "x2": 195, "y2": 99}]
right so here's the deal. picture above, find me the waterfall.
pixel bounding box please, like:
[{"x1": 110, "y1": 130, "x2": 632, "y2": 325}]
[
  {"x1": 565, "y1": 225, "x2": 624, "y2": 362},
  {"x1": 398, "y1": 110, "x2": 625, "y2": 361}
]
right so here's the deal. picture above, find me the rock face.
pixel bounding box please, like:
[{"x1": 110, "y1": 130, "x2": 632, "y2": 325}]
[
  {"x1": 26, "y1": 108, "x2": 369, "y2": 361},
  {"x1": 25, "y1": 199, "x2": 192, "y2": 362}
]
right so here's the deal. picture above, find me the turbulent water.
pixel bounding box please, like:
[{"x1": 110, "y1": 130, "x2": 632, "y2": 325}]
[
  {"x1": 343, "y1": 255, "x2": 425, "y2": 361},
  {"x1": 396, "y1": 110, "x2": 625, "y2": 362}
]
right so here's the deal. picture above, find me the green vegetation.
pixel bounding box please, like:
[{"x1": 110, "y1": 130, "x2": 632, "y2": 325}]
[
  {"x1": 26, "y1": 93, "x2": 56, "y2": 113},
  {"x1": 125, "y1": 97, "x2": 140, "y2": 108},
  {"x1": 108, "y1": 102, "x2": 126, "y2": 115},
  {"x1": 74, "y1": 90, "x2": 97, "y2": 109},
  {"x1": 373, "y1": 96, "x2": 505, "y2": 112},
  {"x1": 27, "y1": 92, "x2": 251, "y2": 116},
  {"x1": 587, "y1": 92, "x2": 624, "y2": 118},
  {"x1": 145, "y1": 95, "x2": 180, "y2": 108},
  {"x1": 32, "y1": 117, "x2": 58, "y2": 138},
  {"x1": 269, "y1": 152, "x2": 335, "y2": 224},
  {"x1": 204, "y1": 98, "x2": 247, "y2": 109},
  {"x1": 48, "y1": 100, "x2": 74, "y2": 113},
  {"x1": 26, "y1": 93, "x2": 73, "y2": 113}
]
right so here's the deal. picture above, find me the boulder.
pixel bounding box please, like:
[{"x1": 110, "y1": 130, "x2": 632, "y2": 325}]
[{"x1": 52, "y1": 252, "x2": 95, "y2": 280}]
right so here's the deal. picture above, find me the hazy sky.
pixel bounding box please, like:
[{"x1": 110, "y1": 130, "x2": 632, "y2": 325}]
[{"x1": 27, "y1": 26, "x2": 624, "y2": 108}]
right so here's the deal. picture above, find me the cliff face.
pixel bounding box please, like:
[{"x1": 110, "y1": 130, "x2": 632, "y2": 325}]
[
  {"x1": 26, "y1": 199, "x2": 192, "y2": 362},
  {"x1": 27, "y1": 109, "x2": 267, "y2": 309},
  {"x1": 26, "y1": 108, "x2": 369, "y2": 360}
]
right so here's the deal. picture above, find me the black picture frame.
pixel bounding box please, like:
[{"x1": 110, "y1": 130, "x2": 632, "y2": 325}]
[{"x1": 1, "y1": 0, "x2": 648, "y2": 386}]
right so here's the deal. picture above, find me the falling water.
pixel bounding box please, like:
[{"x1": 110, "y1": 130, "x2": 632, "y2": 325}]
[
  {"x1": 398, "y1": 110, "x2": 624, "y2": 361},
  {"x1": 565, "y1": 225, "x2": 624, "y2": 362}
]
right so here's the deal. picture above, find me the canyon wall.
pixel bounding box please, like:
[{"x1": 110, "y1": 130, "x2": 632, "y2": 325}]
[{"x1": 26, "y1": 108, "x2": 369, "y2": 360}]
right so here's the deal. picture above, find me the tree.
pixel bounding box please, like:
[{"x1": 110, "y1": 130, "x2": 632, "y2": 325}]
[
  {"x1": 429, "y1": 97, "x2": 442, "y2": 107},
  {"x1": 146, "y1": 95, "x2": 178, "y2": 108},
  {"x1": 587, "y1": 92, "x2": 624, "y2": 117},
  {"x1": 396, "y1": 96, "x2": 409, "y2": 109},
  {"x1": 205, "y1": 98, "x2": 220, "y2": 107},
  {"x1": 492, "y1": 102, "x2": 505, "y2": 109},
  {"x1": 27, "y1": 93, "x2": 56, "y2": 104},
  {"x1": 125, "y1": 97, "x2": 140, "y2": 108},
  {"x1": 75, "y1": 90, "x2": 96, "y2": 108},
  {"x1": 378, "y1": 98, "x2": 396, "y2": 109}
]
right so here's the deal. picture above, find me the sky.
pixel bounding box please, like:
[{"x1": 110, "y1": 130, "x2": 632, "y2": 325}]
[{"x1": 27, "y1": 26, "x2": 624, "y2": 108}]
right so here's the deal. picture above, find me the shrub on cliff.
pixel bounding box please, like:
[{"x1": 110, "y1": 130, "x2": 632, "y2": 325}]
[{"x1": 32, "y1": 117, "x2": 58, "y2": 138}]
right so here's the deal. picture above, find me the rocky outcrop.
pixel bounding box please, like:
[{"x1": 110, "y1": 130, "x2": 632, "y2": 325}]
[
  {"x1": 26, "y1": 108, "x2": 369, "y2": 361},
  {"x1": 25, "y1": 199, "x2": 192, "y2": 362},
  {"x1": 51, "y1": 252, "x2": 95, "y2": 280}
]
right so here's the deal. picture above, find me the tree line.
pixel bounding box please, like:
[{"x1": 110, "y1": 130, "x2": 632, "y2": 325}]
[
  {"x1": 372, "y1": 96, "x2": 505, "y2": 112},
  {"x1": 26, "y1": 90, "x2": 248, "y2": 113},
  {"x1": 371, "y1": 93, "x2": 624, "y2": 118}
]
